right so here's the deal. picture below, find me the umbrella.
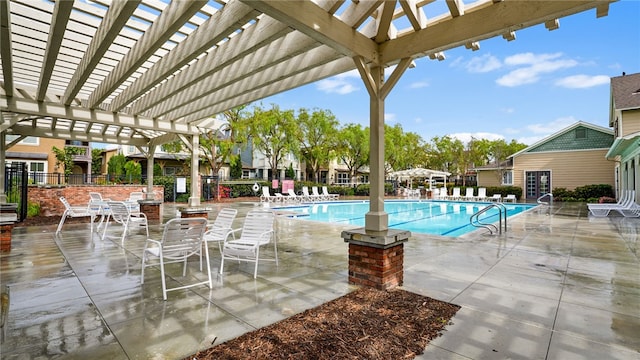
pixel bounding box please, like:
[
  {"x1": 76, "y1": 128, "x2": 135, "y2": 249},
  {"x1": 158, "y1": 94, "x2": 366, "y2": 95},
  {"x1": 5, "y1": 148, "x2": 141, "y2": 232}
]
[{"x1": 389, "y1": 168, "x2": 450, "y2": 189}]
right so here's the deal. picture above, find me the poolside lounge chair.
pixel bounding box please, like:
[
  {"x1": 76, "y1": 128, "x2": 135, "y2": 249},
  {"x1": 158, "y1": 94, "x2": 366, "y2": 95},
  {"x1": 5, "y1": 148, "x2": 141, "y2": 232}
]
[
  {"x1": 504, "y1": 194, "x2": 517, "y2": 203},
  {"x1": 220, "y1": 210, "x2": 277, "y2": 278},
  {"x1": 447, "y1": 187, "x2": 461, "y2": 200},
  {"x1": 587, "y1": 190, "x2": 632, "y2": 209},
  {"x1": 463, "y1": 187, "x2": 475, "y2": 201},
  {"x1": 287, "y1": 189, "x2": 302, "y2": 202},
  {"x1": 490, "y1": 194, "x2": 502, "y2": 202},
  {"x1": 260, "y1": 186, "x2": 277, "y2": 203},
  {"x1": 302, "y1": 186, "x2": 320, "y2": 202},
  {"x1": 616, "y1": 202, "x2": 640, "y2": 217},
  {"x1": 141, "y1": 217, "x2": 210, "y2": 301},
  {"x1": 588, "y1": 191, "x2": 636, "y2": 217},
  {"x1": 476, "y1": 188, "x2": 488, "y2": 201},
  {"x1": 322, "y1": 186, "x2": 339, "y2": 201},
  {"x1": 312, "y1": 186, "x2": 326, "y2": 201}
]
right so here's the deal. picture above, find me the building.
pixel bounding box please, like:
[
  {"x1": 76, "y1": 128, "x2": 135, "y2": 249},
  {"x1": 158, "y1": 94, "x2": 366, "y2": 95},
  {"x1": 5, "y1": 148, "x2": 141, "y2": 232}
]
[
  {"x1": 606, "y1": 72, "x2": 640, "y2": 203},
  {"x1": 475, "y1": 121, "x2": 615, "y2": 201}
]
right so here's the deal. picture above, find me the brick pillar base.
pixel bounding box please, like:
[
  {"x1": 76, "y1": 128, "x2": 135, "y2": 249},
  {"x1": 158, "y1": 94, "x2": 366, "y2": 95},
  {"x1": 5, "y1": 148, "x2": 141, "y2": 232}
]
[
  {"x1": 139, "y1": 201, "x2": 161, "y2": 221},
  {"x1": 348, "y1": 243, "x2": 404, "y2": 290},
  {"x1": 179, "y1": 207, "x2": 211, "y2": 220},
  {"x1": 1, "y1": 224, "x2": 14, "y2": 252}
]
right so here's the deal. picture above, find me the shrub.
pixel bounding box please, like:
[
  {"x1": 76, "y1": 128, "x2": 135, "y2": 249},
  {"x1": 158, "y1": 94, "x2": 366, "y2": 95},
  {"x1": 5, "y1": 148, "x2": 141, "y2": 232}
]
[
  {"x1": 27, "y1": 201, "x2": 40, "y2": 217},
  {"x1": 553, "y1": 184, "x2": 614, "y2": 202}
]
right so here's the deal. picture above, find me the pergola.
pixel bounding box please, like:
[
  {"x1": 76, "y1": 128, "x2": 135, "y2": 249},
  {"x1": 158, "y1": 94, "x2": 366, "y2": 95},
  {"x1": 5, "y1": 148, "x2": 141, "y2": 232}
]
[{"x1": 0, "y1": 0, "x2": 614, "y2": 232}]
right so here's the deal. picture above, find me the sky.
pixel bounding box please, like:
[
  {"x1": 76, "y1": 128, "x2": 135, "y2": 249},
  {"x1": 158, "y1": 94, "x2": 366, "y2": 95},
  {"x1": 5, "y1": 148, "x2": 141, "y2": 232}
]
[{"x1": 260, "y1": 0, "x2": 640, "y2": 146}]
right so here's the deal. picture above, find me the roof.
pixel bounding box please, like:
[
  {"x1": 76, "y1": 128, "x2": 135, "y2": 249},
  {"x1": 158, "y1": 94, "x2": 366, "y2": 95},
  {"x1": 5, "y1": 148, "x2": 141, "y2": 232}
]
[
  {"x1": 610, "y1": 72, "x2": 640, "y2": 111},
  {"x1": 510, "y1": 121, "x2": 614, "y2": 158},
  {"x1": 0, "y1": 0, "x2": 615, "y2": 149}
]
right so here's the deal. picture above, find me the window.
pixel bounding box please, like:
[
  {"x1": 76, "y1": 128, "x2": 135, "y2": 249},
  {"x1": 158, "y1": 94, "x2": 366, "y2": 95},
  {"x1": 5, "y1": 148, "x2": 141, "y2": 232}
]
[
  {"x1": 336, "y1": 172, "x2": 349, "y2": 184},
  {"x1": 502, "y1": 171, "x2": 513, "y2": 185},
  {"x1": 164, "y1": 167, "x2": 177, "y2": 175},
  {"x1": 575, "y1": 128, "x2": 586, "y2": 139}
]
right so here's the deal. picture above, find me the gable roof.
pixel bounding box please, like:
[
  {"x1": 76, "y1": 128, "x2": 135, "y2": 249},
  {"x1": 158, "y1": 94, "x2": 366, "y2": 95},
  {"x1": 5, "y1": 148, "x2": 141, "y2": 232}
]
[
  {"x1": 510, "y1": 121, "x2": 614, "y2": 158},
  {"x1": 610, "y1": 72, "x2": 640, "y2": 111}
]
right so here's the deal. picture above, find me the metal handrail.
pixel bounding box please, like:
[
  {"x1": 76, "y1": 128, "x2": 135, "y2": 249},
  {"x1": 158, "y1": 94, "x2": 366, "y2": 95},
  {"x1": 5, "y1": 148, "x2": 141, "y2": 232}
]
[
  {"x1": 470, "y1": 203, "x2": 507, "y2": 235},
  {"x1": 537, "y1": 193, "x2": 554, "y2": 205}
]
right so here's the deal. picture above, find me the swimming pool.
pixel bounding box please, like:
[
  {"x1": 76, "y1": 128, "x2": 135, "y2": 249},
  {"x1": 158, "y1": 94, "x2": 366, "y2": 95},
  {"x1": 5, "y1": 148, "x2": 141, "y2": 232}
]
[{"x1": 276, "y1": 200, "x2": 536, "y2": 237}]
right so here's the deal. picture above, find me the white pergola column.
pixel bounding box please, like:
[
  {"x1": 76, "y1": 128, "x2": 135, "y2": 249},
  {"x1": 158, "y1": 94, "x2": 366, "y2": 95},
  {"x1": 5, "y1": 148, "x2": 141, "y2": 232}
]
[
  {"x1": 0, "y1": 131, "x2": 6, "y2": 203},
  {"x1": 146, "y1": 145, "x2": 156, "y2": 200},
  {"x1": 189, "y1": 134, "x2": 201, "y2": 207}
]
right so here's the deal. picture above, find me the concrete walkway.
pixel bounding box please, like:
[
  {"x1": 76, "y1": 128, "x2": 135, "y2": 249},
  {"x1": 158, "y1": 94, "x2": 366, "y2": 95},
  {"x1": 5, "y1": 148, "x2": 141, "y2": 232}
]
[{"x1": 1, "y1": 201, "x2": 638, "y2": 359}]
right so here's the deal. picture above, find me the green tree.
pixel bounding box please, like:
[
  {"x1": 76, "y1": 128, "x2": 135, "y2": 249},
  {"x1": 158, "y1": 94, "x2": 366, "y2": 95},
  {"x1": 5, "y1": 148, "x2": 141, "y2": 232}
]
[
  {"x1": 285, "y1": 163, "x2": 295, "y2": 179},
  {"x1": 429, "y1": 135, "x2": 465, "y2": 177},
  {"x1": 384, "y1": 124, "x2": 425, "y2": 174},
  {"x1": 91, "y1": 148, "x2": 103, "y2": 174},
  {"x1": 107, "y1": 153, "x2": 127, "y2": 179},
  {"x1": 247, "y1": 104, "x2": 299, "y2": 180},
  {"x1": 296, "y1": 108, "x2": 339, "y2": 182},
  {"x1": 230, "y1": 157, "x2": 243, "y2": 179},
  {"x1": 52, "y1": 146, "x2": 84, "y2": 175},
  {"x1": 336, "y1": 123, "x2": 369, "y2": 184},
  {"x1": 124, "y1": 160, "x2": 142, "y2": 183}
]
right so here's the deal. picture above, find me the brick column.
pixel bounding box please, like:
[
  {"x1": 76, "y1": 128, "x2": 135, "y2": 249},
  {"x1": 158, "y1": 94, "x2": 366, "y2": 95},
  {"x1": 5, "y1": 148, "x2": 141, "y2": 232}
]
[
  {"x1": 139, "y1": 200, "x2": 162, "y2": 221},
  {"x1": 348, "y1": 243, "x2": 404, "y2": 289},
  {"x1": 0, "y1": 224, "x2": 13, "y2": 252},
  {"x1": 342, "y1": 228, "x2": 410, "y2": 290},
  {"x1": 0, "y1": 203, "x2": 18, "y2": 253}
]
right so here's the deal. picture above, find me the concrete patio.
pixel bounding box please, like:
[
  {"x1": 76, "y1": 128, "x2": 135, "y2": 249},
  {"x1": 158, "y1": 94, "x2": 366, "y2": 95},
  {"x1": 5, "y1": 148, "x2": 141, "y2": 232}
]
[{"x1": 1, "y1": 201, "x2": 638, "y2": 359}]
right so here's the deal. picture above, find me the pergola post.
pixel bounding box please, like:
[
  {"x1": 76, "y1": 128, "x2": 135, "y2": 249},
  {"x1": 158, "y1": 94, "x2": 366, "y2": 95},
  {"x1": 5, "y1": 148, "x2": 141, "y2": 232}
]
[
  {"x1": 146, "y1": 145, "x2": 156, "y2": 199},
  {"x1": 0, "y1": 131, "x2": 5, "y2": 203},
  {"x1": 342, "y1": 58, "x2": 414, "y2": 290},
  {"x1": 188, "y1": 134, "x2": 200, "y2": 207}
]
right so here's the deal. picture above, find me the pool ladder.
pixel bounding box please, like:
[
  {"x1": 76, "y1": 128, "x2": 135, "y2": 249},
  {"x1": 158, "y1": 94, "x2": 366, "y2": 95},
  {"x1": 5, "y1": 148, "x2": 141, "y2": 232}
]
[
  {"x1": 537, "y1": 192, "x2": 554, "y2": 205},
  {"x1": 470, "y1": 203, "x2": 507, "y2": 235}
]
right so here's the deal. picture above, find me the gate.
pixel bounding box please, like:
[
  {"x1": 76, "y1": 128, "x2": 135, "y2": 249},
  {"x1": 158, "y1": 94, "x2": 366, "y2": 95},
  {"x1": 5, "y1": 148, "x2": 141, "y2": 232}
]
[
  {"x1": 201, "y1": 175, "x2": 219, "y2": 201},
  {"x1": 4, "y1": 162, "x2": 28, "y2": 221}
]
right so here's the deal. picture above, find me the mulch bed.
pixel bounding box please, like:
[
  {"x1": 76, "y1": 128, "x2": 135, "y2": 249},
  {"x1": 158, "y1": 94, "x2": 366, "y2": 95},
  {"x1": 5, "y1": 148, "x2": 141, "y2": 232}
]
[{"x1": 186, "y1": 287, "x2": 460, "y2": 360}]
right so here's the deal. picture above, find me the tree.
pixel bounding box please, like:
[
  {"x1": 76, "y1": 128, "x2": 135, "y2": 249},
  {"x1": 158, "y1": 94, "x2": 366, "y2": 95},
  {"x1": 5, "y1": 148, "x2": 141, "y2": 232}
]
[
  {"x1": 336, "y1": 123, "x2": 369, "y2": 184},
  {"x1": 230, "y1": 157, "x2": 243, "y2": 179},
  {"x1": 247, "y1": 104, "x2": 299, "y2": 180},
  {"x1": 285, "y1": 163, "x2": 295, "y2": 179},
  {"x1": 429, "y1": 135, "x2": 465, "y2": 177},
  {"x1": 124, "y1": 160, "x2": 142, "y2": 183},
  {"x1": 91, "y1": 148, "x2": 103, "y2": 174},
  {"x1": 296, "y1": 108, "x2": 339, "y2": 182},
  {"x1": 490, "y1": 139, "x2": 527, "y2": 183},
  {"x1": 385, "y1": 124, "x2": 426, "y2": 174},
  {"x1": 107, "y1": 153, "x2": 127, "y2": 180},
  {"x1": 52, "y1": 146, "x2": 84, "y2": 175}
]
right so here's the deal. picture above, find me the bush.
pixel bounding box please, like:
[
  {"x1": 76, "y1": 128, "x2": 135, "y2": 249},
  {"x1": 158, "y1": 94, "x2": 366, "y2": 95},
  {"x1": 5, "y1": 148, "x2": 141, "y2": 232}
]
[
  {"x1": 27, "y1": 201, "x2": 40, "y2": 217},
  {"x1": 553, "y1": 184, "x2": 614, "y2": 202}
]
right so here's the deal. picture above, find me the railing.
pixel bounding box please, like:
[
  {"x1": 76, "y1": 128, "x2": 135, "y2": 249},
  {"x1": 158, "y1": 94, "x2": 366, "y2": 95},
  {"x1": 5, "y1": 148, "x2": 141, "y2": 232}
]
[
  {"x1": 470, "y1": 202, "x2": 507, "y2": 235},
  {"x1": 537, "y1": 192, "x2": 554, "y2": 205}
]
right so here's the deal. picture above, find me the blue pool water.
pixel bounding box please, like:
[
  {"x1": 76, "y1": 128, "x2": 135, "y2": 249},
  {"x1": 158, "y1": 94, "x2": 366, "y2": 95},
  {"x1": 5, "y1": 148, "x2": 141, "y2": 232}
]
[{"x1": 276, "y1": 200, "x2": 536, "y2": 237}]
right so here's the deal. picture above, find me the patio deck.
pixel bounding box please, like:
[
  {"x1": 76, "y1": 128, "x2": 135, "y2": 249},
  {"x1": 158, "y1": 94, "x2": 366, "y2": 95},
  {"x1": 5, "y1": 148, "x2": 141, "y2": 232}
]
[{"x1": 1, "y1": 201, "x2": 638, "y2": 359}]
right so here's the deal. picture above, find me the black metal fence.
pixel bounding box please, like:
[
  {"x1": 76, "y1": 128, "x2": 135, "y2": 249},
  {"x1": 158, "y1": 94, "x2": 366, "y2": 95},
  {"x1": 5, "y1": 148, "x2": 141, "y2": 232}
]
[{"x1": 4, "y1": 163, "x2": 28, "y2": 221}]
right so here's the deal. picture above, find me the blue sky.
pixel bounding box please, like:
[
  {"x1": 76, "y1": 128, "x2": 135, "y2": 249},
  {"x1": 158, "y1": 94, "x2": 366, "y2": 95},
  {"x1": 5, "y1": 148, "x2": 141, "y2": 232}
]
[{"x1": 261, "y1": 0, "x2": 640, "y2": 145}]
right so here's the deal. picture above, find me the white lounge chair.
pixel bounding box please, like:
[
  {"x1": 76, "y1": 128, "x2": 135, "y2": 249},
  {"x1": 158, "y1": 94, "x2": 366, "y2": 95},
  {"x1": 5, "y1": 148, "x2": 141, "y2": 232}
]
[
  {"x1": 587, "y1": 190, "x2": 632, "y2": 209},
  {"x1": 286, "y1": 189, "x2": 302, "y2": 202},
  {"x1": 476, "y1": 188, "x2": 488, "y2": 201},
  {"x1": 312, "y1": 186, "x2": 326, "y2": 201},
  {"x1": 260, "y1": 186, "x2": 277, "y2": 203},
  {"x1": 490, "y1": 194, "x2": 502, "y2": 202},
  {"x1": 463, "y1": 187, "x2": 475, "y2": 201},
  {"x1": 504, "y1": 194, "x2": 517, "y2": 203},
  {"x1": 220, "y1": 210, "x2": 277, "y2": 278},
  {"x1": 302, "y1": 186, "x2": 321, "y2": 202},
  {"x1": 616, "y1": 202, "x2": 640, "y2": 218},
  {"x1": 322, "y1": 186, "x2": 339, "y2": 201},
  {"x1": 588, "y1": 191, "x2": 636, "y2": 217},
  {"x1": 141, "y1": 218, "x2": 210, "y2": 300},
  {"x1": 448, "y1": 187, "x2": 461, "y2": 200}
]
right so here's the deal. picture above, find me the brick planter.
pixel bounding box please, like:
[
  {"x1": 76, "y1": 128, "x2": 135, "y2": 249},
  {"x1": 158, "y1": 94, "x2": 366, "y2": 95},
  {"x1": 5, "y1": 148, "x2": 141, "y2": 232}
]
[{"x1": 179, "y1": 207, "x2": 211, "y2": 220}]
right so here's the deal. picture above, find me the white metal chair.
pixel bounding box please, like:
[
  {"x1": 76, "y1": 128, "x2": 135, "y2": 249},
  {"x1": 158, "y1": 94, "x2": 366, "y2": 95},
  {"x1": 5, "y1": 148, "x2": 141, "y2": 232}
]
[
  {"x1": 220, "y1": 210, "x2": 277, "y2": 278},
  {"x1": 141, "y1": 218, "x2": 210, "y2": 301},
  {"x1": 102, "y1": 201, "x2": 149, "y2": 244},
  {"x1": 200, "y1": 208, "x2": 237, "y2": 270},
  {"x1": 56, "y1": 196, "x2": 96, "y2": 234},
  {"x1": 127, "y1": 191, "x2": 144, "y2": 213}
]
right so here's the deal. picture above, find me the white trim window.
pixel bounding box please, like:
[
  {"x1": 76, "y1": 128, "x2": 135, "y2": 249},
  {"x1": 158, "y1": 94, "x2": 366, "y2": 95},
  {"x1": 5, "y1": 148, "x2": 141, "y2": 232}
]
[{"x1": 502, "y1": 170, "x2": 513, "y2": 185}]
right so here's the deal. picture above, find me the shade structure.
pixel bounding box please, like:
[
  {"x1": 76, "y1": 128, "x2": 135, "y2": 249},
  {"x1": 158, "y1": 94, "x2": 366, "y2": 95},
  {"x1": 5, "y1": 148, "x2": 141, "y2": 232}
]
[{"x1": 389, "y1": 168, "x2": 450, "y2": 188}]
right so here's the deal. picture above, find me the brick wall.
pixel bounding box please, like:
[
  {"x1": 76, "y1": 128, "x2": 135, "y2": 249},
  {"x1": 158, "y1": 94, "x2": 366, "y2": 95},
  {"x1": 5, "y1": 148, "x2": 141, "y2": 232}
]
[
  {"x1": 28, "y1": 186, "x2": 164, "y2": 217},
  {"x1": 348, "y1": 243, "x2": 404, "y2": 290}
]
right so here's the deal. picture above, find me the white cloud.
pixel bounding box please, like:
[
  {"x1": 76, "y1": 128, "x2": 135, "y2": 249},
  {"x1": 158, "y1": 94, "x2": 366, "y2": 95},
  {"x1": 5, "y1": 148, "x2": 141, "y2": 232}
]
[
  {"x1": 496, "y1": 52, "x2": 578, "y2": 87},
  {"x1": 466, "y1": 54, "x2": 501, "y2": 73},
  {"x1": 500, "y1": 107, "x2": 515, "y2": 114},
  {"x1": 409, "y1": 80, "x2": 429, "y2": 89},
  {"x1": 385, "y1": 113, "x2": 397, "y2": 122},
  {"x1": 316, "y1": 70, "x2": 360, "y2": 94},
  {"x1": 555, "y1": 74, "x2": 610, "y2": 88},
  {"x1": 517, "y1": 135, "x2": 545, "y2": 145},
  {"x1": 525, "y1": 116, "x2": 578, "y2": 135},
  {"x1": 449, "y1": 132, "x2": 504, "y2": 144}
]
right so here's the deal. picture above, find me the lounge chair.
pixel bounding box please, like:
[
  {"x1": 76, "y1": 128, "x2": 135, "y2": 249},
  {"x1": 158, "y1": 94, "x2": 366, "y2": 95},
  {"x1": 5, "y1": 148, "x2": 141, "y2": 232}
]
[
  {"x1": 312, "y1": 186, "x2": 326, "y2": 201},
  {"x1": 504, "y1": 194, "x2": 517, "y2": 203},
  {"x1": 286, "y1": 189, "x2": 302, "y2": 202},
  {"x1": 220, "y1": 210, "x2": 277, "y2": 278},
  {"x1": 476, "y1": 188, "x2": 488, "y2": 201},
  {"x1": 463, "y1": 187, "x2": 475, "y2": 201},
  {"x1": 447, "y1": 187, "x2": 461, "y2": 200},
  {"x1": 588, "y1": 191, "x2": 636, "y2": 217},
  {"x1": 587, "y1": 190, "x2": 632, "y2": 209},
  {"x1": 322, "y1": 186, "x2": 339, "y2": 201},
  {"x1": 490, "y1": 194, "x2": 502, "y2": 202},
  {"x1": 260, "y1": 186, "x2": 277, "y2": 203},
  {"x1": 302, "y1": 186, "x2": 320, "y2": 202},
  {"x1": 616, "y1": 202, "x2": 640, "y2": 217}
]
